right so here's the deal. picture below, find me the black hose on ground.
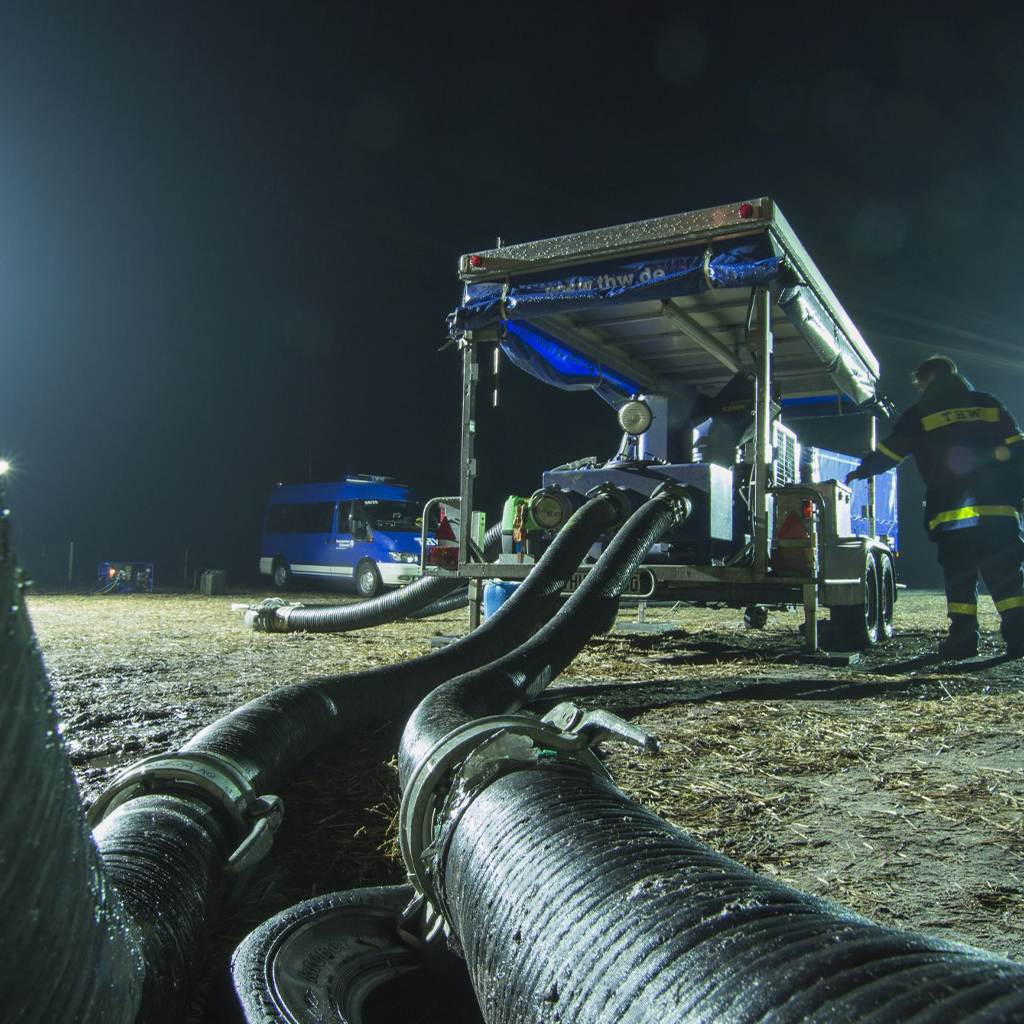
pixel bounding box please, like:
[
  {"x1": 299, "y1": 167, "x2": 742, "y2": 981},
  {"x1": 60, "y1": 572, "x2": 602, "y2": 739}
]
[
  {"x1": 187, "y1": 491, "x2": 627, "y2": 795},
  {"x1": 72, "y1": 491, "x2": 623, "y2": 1018},
  {"x1": 393, "y1": 489, "x2": 1024, "y2": 1024},
  {"x1": 435, "y1": 765, "x2": 1024, "y2": 1024},
  {"x1": 406, "y1": 588, "x2": 470, "y2": 620},
  {"x1": 247, "y1": 523, "x2": 502, "y2": 633},
  {"x1": 0, "y1": 510, "x2": 144, "y2": 1023}
]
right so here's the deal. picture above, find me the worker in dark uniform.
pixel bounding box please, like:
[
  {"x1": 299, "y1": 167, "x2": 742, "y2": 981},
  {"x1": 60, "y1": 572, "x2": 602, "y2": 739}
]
[{"x1": 845, "y1": 356, "x2": 1024, "y2": 659}]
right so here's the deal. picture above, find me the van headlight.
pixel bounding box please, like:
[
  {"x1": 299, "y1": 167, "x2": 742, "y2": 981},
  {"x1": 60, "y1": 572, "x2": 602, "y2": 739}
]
[{"x1": 388, "y1": 552, "x2": 419, "y2": 563}]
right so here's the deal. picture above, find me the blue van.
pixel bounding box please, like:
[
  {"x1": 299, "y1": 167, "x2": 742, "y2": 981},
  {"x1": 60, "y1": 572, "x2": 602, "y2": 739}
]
[{"x1": 259, "y1": 475, "x2": 426, "y2": 597}]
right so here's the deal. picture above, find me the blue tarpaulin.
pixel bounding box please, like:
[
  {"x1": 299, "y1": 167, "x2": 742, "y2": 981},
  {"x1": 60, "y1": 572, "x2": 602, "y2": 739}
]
[
  {"x1": 457, "y1": 237, "x2": 781, "y2": 332},
  {"x1": 458, "y1": 236, "x2": 781, "y2": 405}
]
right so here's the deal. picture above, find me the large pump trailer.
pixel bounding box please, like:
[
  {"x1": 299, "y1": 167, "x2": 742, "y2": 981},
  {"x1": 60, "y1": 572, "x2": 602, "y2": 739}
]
[{"x1": 428, "y1": 198, "x2": 899, "y2": 651}]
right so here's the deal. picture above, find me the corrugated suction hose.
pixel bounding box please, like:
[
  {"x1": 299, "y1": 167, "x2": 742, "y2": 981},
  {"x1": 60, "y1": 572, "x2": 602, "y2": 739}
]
[
  {"x1": 0, "y1": 508, "x2": 144, "y2": 1023},
  {"x1": 246, "y1": 524, "x2": 502, "y2": 633}
]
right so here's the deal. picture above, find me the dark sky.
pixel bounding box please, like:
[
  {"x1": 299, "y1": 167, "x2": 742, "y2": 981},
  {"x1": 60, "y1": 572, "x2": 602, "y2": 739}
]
[{"x1": 2, "y1": 4, "x2": 1023, "y2": 587}]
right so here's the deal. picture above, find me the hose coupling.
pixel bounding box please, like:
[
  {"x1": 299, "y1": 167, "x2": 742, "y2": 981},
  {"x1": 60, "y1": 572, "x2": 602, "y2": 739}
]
[
  {"x1": 233, "y1": 597, "x2": 302, "y2": 632},
  {"x1": 650, "y1": 481, "x2": 695, "y2": 525},
  {"x1": 398, "y1": 703, "x2": 658, "y2": 942},
  {"x1": 584, "y1": 483, "x2": 633, "y2": 528},
  {"x1": 87, "y1": 749, "x2": 284, "y2": 875}
]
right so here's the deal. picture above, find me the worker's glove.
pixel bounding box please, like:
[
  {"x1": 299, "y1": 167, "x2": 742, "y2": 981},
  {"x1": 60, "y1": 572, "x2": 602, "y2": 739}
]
[{"x1": 844, "y1": 469, "x2": 864, "y2": 485}]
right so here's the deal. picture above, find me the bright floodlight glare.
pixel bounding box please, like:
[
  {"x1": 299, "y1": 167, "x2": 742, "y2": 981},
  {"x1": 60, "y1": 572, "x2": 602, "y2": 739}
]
[{"x1": 0, "y1": 460, "x2": 9, "y2": 475}]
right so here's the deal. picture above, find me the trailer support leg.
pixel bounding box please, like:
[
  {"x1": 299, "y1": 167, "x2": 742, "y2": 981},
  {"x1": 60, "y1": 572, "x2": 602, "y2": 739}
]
[
  {"x1": 468, "y1": 579, "x2": 482, "y2": 631},
  {"x1": 802, "y1": 582, "x2": 818, "y2": 652}
]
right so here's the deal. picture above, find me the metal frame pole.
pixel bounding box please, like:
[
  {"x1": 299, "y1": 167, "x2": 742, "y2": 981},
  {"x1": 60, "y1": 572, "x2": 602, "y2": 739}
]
[
  {"x1": 459, "y1": 336, "x2": 482, "y2": 629},
  {"x1": 751, "y1": 287, "x2": 773, "y2": 576},
  {"x1": 867, "y1": 414, "x2": 877, "y2": 538},
  {"x1": 458, "y1": 336, "x2": 478, "y2": 570}
]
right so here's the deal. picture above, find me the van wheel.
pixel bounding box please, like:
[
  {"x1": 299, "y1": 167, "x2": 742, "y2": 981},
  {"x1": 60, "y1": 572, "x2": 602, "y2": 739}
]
[
  {"x1": 829, "y1": 550, "x2": 880, "y2": 649},
  {"x1": 272, "y1": 559, "x2": 292, "y2": 590},
  {"x1": 355, "y1": 559, "x2": 381, "y2": 598},
  {"x1": 876, "y1": 551, "x2": 896, "y2": 641}
]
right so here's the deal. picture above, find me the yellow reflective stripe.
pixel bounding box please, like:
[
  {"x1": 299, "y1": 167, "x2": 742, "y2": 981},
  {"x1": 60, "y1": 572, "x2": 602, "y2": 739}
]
[
  {"x1": 877, "y1": 441, "x2": 905, "y2": 462},
  {"x1": 921, "y1": 406, "x2": 1001, "y2": 431},
  {"x1": 1006, "y1": 434, "x2": 1024, "y2": 445},
  {"x1": 947, "y1": 602, "x2": 978, "y2": 616},
  {"x1": 995, "y1": 595, "x2": 1024, "y2": 613},
  {"x1": 928, "y1": 505, "x2": 1021, "y2": 530}
]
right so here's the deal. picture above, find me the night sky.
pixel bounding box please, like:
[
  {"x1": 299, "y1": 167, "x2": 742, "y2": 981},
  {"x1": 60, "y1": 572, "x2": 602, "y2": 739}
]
[{"x1": 2, "y1": 4, "x2": 1023, "y2": 588}]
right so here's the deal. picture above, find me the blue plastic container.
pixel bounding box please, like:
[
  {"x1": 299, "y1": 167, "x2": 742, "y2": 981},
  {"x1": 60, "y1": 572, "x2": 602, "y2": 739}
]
[{"x1": 483, "y1": 580, "x2": 521, "y2": 621}]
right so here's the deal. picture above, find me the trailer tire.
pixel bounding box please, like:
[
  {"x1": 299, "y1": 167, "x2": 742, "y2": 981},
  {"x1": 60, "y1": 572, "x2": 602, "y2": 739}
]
[
  {"x1": 229, "y1": 885, "x2": 478, "y2": 1024},
  {"x1": 272, "y1": 559, "x2": 292, "y2": 591},
  {"x1": 830, "y1": 550, "x2": 880, "y2": 649},
  {"x1": 876, "y1": 551, "x2": 896, "y2": 641},
  {"x1": 355, "y1": 559, "x2": 381, "y2": 599},
  {"x1": 743, "y1": 604, "x2": 769, "y2": 629}
]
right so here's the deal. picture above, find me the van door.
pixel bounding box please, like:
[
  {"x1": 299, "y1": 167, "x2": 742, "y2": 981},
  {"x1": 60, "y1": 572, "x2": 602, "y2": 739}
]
[{"x1": 332, "y1": 500, "x2": 357, "y2": 580}]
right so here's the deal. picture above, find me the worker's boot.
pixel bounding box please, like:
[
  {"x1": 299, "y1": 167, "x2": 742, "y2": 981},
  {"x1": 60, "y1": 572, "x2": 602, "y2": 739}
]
[
  {"x1": 938, "y1": 615, "x2": 979, "y2": 660},
  {"x1": 999, "y1": 604, "x2": 1024, "y2": 659}
]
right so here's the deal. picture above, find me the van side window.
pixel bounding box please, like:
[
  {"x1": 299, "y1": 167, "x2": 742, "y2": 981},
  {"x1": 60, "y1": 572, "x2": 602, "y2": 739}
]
[{"x1": 266, "y1": 502, "x2": 335, "y2": 534}]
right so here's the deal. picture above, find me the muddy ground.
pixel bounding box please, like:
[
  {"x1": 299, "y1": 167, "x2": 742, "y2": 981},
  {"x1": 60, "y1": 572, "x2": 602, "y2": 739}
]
[{"x1": 25, "y1": 586, "x2": 1024, "y2": 1018}]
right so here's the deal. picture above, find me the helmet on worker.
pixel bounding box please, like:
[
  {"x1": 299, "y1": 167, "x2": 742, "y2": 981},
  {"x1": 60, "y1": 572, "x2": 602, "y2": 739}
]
[{"x1": 913, "y1": 355, "x2": 957, "y2": 391}]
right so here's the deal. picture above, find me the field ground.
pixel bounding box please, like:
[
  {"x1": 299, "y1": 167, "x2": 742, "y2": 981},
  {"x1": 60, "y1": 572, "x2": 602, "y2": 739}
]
[{"x1": 24, "y1": 586, "x2": 1024, "y2": 1016}]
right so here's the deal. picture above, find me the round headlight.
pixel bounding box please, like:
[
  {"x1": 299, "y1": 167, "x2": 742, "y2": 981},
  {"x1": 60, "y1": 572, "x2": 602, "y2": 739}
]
[{"x1": 617, "y1": 400, "x2": 653, "y2": 435}]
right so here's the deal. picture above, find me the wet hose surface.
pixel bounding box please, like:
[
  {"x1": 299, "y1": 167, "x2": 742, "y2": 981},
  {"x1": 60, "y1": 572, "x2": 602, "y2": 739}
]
[
  {"x1": 438, "y1": 765, "x2": 1024, "y2": 1024},
  {"x1": 268, "y1": 524, "x2": 502, "y2": 633},
  {"x1": 93, "y1": 794, "x2": 231, "y2": 1023},
  {"x1": 0, "y1": 512, "x2": 143, "y2": 1023},
  {"x1": 75, "y1": 493, "x2": 620, "y2": 1018}
]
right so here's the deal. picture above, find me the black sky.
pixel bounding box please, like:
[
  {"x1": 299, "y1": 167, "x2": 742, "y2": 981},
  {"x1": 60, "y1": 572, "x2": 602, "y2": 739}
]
[{"x1": 2, "y1": 4, "x2": 1023, "y2": 587}]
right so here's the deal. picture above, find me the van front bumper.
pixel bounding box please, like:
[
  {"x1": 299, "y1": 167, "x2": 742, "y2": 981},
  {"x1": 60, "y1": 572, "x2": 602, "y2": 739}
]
[{"x1": 379, "y1": 562, "x2": 423, "y2": 587}]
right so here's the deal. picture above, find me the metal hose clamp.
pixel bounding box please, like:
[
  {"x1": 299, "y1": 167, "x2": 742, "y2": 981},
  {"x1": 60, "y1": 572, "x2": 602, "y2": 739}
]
[
  {"x1": 234, "y1": 597, "x2": 302, "y2": 632},
  {"x1": 584, "y1": 483, "x2": 633, "y2": 528},
  {"x1": 398, "y1": 703, "x2": 658, "y2": 940},
  {"x1": 87, "y1": 749, "x2": 283, "y2": 875}
]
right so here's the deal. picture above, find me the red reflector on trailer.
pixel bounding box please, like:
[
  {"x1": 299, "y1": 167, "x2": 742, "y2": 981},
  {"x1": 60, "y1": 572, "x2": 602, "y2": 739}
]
[
  {"x1": 738, "y1": 203, "x2": 754, "y2": 219},
  {"x1": 802, "y1": 499, "x2": 814, "y2": 519},
  {"x1": 469, "y1": 254, "x2": 483, "y2": 267}
]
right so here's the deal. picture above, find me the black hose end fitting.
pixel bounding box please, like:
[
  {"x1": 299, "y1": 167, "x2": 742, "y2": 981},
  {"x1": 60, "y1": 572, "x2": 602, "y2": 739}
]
[
  {"x1": 584, "y1": 484, "x2": 632, "y2": 529},
  {"x1": 650, "y1": 481, "x2": 695, "y2": 525}
]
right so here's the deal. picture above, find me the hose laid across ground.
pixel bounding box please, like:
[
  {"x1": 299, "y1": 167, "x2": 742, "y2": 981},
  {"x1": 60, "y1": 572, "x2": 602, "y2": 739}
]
[
  {"x1": 5, "y1": 491, "x2": 624, "y2": 1023},
  {"x1": 189, "y1": 492, "x2": 626, "y2": 795},
  {"x1": 406, "y1": 588, "x2": 470, "y2": 620},
  {"x1": 0, "y1": 510, "x2": 144, "y2": 1024},
  {"x1": 395, "y1": 491, "x2": 1024, "y2": 1024},
  {"x1": 246, "y1": 523, "x2": 502, "y2": 633},
  {"x1": 433, "y1": 759, "x2": 1024, "y2": 1024}
]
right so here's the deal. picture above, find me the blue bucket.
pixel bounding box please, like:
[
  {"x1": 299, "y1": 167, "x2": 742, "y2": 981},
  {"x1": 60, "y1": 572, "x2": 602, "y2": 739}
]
[{"x1": 482, "y1": 581, "x2": 521, "y2": 621}]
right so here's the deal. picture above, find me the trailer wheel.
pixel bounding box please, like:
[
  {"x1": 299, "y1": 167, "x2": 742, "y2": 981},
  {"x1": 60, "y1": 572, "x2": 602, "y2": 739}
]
[
  {"x1": 355, "y1": 559, "x2": 381, "y2": 598},
  {"x1": 229, "y1": 885, "x2": 480, "y2": 1024},
  {"x1": 272, "y1": 559, "x2": 292, "y2": 591},
  {"x1": 830, "y1": 550, "x2": 880, "y2": 649},
  {"x1": 743, "y1": 604, "x2": 769, "y2": 629},
  {"x1": 876, "y1": 551, "x2": 896, "y2": 641}
]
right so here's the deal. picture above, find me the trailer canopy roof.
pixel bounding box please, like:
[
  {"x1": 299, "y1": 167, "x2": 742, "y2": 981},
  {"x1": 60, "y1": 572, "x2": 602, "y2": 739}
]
[{"x1": 453, "y1": 199, "x2": 881, "y2": 410}]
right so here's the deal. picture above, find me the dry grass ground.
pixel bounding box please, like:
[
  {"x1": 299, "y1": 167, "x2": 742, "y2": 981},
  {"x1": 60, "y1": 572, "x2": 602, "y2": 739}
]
[{"x1": 24, "y1": 586, "x2": 1024, "y2": 1017}]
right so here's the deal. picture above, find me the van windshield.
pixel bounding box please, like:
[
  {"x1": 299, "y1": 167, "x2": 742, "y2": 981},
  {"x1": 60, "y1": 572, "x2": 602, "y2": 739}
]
[{"x1": 360, "y1": 500, "x2": 423, "y2": 533}]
